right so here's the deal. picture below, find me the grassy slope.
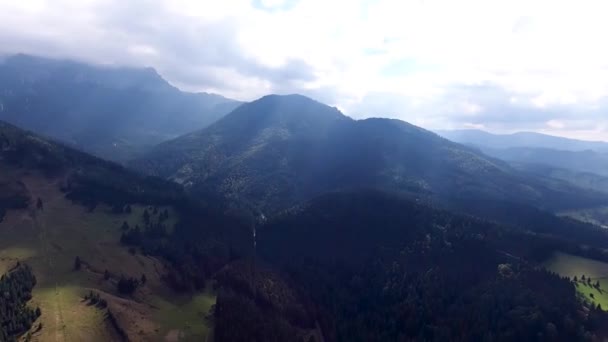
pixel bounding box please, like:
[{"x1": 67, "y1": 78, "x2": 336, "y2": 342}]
[
  {"x1": 0, "y1": 171, "x2": 214, "y2": 341},
  {"x1": 150, "y1": 283, "x2": 216, "y2": 342},
  {"x1": 545, "y1": 252, "x2": 608, "y2": 309}
]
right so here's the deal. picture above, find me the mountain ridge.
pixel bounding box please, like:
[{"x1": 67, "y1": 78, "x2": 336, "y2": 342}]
[
  {"x1": 0, "y1": 54, "x2": 242, "y2": 161},
  {"x1": 439, "y1": 128, "x2": 608, "y2": 152},
  {"x1": 133, "y1": 94, "x2": 608, "y2": 214}
]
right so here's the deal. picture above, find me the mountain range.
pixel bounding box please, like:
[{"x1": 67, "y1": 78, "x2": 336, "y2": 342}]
[
  {"x1": 3, "y1": 55, "x2": 608, "y2": 341},
  {"x1": 132, "y1": 94, "x2": 608, "y2": 215},
  {"x1": 439, "y1": 129, "x2": 608, "y2": 152},
  {"x1": 0, "y1": 54, "x2": 241, "y2": 160},
  {"x1": 440, "y1": 129, "x2": 608, "y2": 193}
]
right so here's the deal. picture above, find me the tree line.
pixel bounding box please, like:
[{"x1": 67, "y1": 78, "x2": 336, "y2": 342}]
[{"x1": 0, "y1": 264, "x2": 40, "y2": 342}]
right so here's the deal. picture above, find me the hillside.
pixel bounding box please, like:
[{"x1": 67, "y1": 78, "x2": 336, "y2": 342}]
[
  {"x1": 133, "y1": 94, "x2": 608, "y2": 214},
  {"x1": 0, "y1": 120, "x2": 249, "y2": 341},
  {"x1": 0, "y1": 54, "x2": 241, "y2": 161}
]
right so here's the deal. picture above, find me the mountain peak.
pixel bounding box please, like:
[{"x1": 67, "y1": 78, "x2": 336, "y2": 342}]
[
  {"x1": 254, "y1": 93, "x2": 343, "y2": 113},
  {"x1": 0, "y1": 54, "x2": 241, "y2": 160},
  {"x1": 2, "y1": 53, "x2": 171, "y2": 91},
  {"x1": 215, "y1": 93, "x2": 348, "y2": 130}
]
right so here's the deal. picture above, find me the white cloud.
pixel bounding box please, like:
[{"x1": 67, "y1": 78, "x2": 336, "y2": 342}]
[
  {"x1": 546, "y1": 120, "x2": 566, "y2": 130},
  {"x1": 0, "y1": 0, "x2": 608, "y2": 139}
]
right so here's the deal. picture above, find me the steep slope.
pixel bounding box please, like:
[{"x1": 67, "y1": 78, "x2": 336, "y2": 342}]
[
  {"x1": 439, "y1": 129, "x2": 608, "y2": 152},
  {"x1": 0, "y1": 54, "x2": 241, "y2": 160},
  {"x1": 133, "y1": 94, "x2": 608, "y2": 213}
]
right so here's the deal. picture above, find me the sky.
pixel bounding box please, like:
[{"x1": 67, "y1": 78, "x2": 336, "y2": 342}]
[{"x1": 1, "y1": 0, "x2": 607, "y2": 140}]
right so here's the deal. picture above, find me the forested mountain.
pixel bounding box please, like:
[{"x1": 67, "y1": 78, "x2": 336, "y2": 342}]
[
  {"x1": 3, "y1": 115, "x2": 608, "y2": 340},
  {"x1": 218, "y1": 190, "x2": 608, "y2": 341},
  {"x1": 0, "y1": 54, "x2": 241, "y2": 161},
  {"x1": 439, "y1": 129, "x2": 608, "y2": 152},
  {"x1": 133, "y1": 94, "x2": 608, "y2": 214},
  {"x1": 0, "y1": 120, "x2": 186, "y2": 208}
]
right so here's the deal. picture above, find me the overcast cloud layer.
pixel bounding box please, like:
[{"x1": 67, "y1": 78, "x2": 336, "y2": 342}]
[{"x1": 1, "y1": 0, "x2": 607, "y2": 140}]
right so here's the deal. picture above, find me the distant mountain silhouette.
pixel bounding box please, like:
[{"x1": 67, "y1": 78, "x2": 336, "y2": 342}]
[
  {"x1": 439, "y1": 129, "x2": 608, "y2": 152},
  {"x1": 0, "y1": 54, "x2": 241, "y2": 160},
  {"x1": 133, "y1": 94, "x2": 608, "y2": 213},
  {"x1": 440, "y1": 129, "x2": 608, "y2": 178}
]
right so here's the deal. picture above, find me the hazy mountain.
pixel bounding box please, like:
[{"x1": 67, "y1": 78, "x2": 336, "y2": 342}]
[
  {"x1": 439, "y1": 129, "x2": 608, "y2": 181},
  {"x1": 439, "y1": 129, "x2": 608, "y2": 152},
  {"x1": 133, "y1": 94, "x2": 608, "y2": 213},
  {"x1": 484, "y1": 147, "x2": 608, "y2": 177},
  {"x1": 0, "y1": 54, "x2": 241, "y2": 161}
]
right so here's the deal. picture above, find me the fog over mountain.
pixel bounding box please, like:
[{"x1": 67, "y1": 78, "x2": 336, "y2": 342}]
[
  {"x1": 0, "y1": 54, "x2": 241, "y2": 160},
  {"x1": 2, "y1": 0, "x2": 608, "y2": 140},
  {"x1": 4, "y1": 1, "x2": 608, "y2": 341}
]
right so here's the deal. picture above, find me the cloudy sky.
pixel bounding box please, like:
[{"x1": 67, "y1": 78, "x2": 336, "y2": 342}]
[{"x1": 1, "y1": 0, "x2": 607, "y2": 140}]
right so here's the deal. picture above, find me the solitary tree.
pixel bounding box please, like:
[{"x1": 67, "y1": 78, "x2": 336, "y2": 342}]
[
  {"x1": 104, "y1": 269, "x2": 110, "y2": 280},
  {"x1": 141, "y1": 273, "x2": 147, "y2": 285},
  {"x1": 36, "y1": 198, "x2": 43, "y2": 211}
]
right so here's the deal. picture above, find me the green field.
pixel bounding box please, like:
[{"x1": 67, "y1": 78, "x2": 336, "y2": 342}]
[
  {"x1": 544, "y1": 252, "x2": 608, "y2": 309},
  {"x1": 151, "y1": 283, "x2": 216, "y2": 342},
  {"x1": 0, "y1": 173, "x2": 214, "y2": 341}
]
